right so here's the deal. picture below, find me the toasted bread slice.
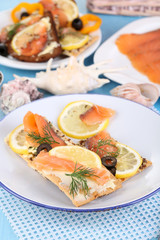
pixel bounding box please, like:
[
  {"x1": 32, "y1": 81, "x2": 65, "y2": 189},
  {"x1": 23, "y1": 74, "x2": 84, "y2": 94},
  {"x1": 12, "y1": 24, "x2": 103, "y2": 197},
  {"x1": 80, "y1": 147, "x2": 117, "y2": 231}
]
[
  {"x1": 7, "y1": 12, "x2": 62, "y2": 62},
  {"x1": 5, "y1": 121, "x2": 122, "y2": 207}
]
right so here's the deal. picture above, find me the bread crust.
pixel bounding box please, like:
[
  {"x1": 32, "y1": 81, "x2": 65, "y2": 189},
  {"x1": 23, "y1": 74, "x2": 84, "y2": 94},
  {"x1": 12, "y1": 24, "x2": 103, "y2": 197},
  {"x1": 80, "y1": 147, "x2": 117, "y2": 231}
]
[{"x1": 7, "y1": 12, "x2": 62, "y2": 62}]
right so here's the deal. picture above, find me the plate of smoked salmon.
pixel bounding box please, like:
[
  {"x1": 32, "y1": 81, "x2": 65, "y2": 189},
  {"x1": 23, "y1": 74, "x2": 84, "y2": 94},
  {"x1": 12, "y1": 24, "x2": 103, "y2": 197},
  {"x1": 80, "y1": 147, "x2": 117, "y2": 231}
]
[
  {"x1": 0, "y1": 9, "x2": 101, "y2": 70},
  {"x1": 0, "y1": 94, "x2": 159, "y2": 211},
  {"x1": 94, "y1": 17, "x2": 160, "y2": 92}
]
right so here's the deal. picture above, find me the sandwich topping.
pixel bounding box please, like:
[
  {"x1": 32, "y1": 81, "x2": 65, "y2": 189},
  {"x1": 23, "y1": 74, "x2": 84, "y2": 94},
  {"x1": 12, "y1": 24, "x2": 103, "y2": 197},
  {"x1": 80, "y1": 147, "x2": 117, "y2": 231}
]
[
  {"x1": 11, "y1": 17, "x2": 51, "y2": 56},
  {"x1": 5, "y1": 100, "x2": 152, "y2": 206}
]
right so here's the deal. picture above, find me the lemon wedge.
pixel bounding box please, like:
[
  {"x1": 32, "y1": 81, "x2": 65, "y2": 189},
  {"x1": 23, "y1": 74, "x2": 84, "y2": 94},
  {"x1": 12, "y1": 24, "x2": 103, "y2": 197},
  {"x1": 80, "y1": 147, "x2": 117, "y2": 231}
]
[
  {"x1": 55, "y1": 0, "x2": 79, "y2": 22},
  {"x1": 9, "y1": 124, "x2": 28, "y2": 155},
  {"x1": 49, "y1": 145, "x2": 102, "y2": 169},
  {"x1": 60, "y1": 32, "x2": 89, "y2": 50},
  {"x1": 115, "y1": 142, "x2": 142, "y2": 179},
  {"x1": 57, "y1": 100, "x2": 109, "y2": 139}
]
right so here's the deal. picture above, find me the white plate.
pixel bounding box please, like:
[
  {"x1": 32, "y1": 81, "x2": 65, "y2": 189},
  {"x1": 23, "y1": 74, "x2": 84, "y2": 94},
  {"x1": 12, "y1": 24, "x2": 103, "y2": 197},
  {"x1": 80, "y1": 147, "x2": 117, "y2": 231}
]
[
  {"x1": 0, "y1": 94, "x2": 160, "y2": 212},
  {"x1": 0, "y1": 10, "x2": 101, "y2": 70},
  {"x1": 94, "y1": 17, "x2": 160, "y2": 91}
]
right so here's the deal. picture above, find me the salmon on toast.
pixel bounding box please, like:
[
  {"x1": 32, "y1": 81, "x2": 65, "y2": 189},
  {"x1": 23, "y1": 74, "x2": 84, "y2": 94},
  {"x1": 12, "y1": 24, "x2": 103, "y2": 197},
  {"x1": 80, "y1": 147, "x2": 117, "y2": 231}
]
[
  {"x1": 80, "y1": 130, "x2": 152, "y2": 181},
  {"x1": 7, "y1": 11, "x2": 62, "y2": 62},
  {"x1": 5, "y1": 111, "x2": 122, "y2": 207}
]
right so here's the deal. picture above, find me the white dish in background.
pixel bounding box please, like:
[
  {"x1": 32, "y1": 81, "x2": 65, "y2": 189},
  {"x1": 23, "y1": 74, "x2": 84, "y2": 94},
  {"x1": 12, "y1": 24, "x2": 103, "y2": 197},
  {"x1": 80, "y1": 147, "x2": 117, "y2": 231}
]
[
  {"x1": 0, "y1": 10, "x2": 101, "y2": 70},
  {"x1": 0, "y1": 94, "x2": 159, "y2": 212},
  {"x1": 94, "y1": 17, "x2": 160, "y2": 92}
]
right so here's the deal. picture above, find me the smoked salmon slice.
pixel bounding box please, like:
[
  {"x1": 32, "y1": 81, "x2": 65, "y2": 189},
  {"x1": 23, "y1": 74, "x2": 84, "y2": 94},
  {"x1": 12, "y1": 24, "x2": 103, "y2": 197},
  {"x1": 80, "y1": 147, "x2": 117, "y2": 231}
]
[
  {"x1": 80, "y1": 105, "x2": 115, "y2": 125},
  {"x1": 85, "y1": 130, "x2": 118, "y2": 158},
  {"x1": 116, "y1": 29, "x2": 160, "y2": 54},
  {"x1": 33, "y1": 151, "x2": 110, "y2": 185},
  {"x1": 116, "y1": 28, "x2": 160, "y2": 84},
  {"x1": 128, "y1": 38, "x2": 160, "y2": 58},
  {"x1": 23, "y1": 111, "x2": 66, "y2": 147}
]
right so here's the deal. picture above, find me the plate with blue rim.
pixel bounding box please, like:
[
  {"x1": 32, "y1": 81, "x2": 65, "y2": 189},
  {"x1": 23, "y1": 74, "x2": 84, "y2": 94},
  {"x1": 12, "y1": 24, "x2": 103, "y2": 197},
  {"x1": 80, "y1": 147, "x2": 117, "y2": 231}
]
[{"x1": 0, "y1": 94, "x2": 159, "y2": 211}]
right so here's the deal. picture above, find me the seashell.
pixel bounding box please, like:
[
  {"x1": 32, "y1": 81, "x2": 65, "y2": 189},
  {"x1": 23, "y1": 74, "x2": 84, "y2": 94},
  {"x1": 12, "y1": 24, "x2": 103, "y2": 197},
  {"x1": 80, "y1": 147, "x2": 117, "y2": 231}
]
[
  {"x1": 14, "y1": 56, "x2": 124, "y2": 95},
  {"x1": 110, "y1": 82, "x2": 159, "y2": 107},
  {"x1": 0, "y1": 78, "x2": 43, "y2": 114}
]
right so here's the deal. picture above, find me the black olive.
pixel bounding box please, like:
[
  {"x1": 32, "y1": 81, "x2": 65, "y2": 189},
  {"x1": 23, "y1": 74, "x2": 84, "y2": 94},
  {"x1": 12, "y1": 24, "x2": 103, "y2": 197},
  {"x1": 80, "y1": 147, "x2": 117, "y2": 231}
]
[
  {"x1": 109, "y1": 167, "x2": 116, "y2": 176},
  {"x1": 20, "y1": 12, "x2": 30, "y2": 19},
  {"x1": 101, "y1": 156, "x2": 117, "y2": 168},
  {"x1": 0, "y1": 44, "x2": 8, "y2": 57},
  {"x1": 72, "y1": 18, "x2": 83, "y2": 30},
  {"x1": 36, "y1": 143, "x2": 52, "y2": 155}
]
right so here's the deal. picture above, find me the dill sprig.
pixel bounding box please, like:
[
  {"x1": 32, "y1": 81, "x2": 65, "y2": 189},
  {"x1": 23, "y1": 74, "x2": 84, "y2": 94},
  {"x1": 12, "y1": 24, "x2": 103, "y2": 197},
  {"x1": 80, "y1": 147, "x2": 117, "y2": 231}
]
[
  {"x1": 65, "y1": 164, "x2": 98, "y2": 198},
  {"x1": 8, "y1": 23, "x2": 22, "y2": 40},
  {"x1": 94, "y1": 138, "x2": 119, "y2": 158},
  {"x1": 27, "y1": 125, "x2": 59, "y2": 145}
]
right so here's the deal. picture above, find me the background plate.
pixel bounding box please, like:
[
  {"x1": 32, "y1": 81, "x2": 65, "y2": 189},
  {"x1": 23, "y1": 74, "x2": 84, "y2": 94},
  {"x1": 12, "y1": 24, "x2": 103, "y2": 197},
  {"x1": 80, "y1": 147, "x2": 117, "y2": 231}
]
[
  {"x1": 0, "y1": 10, "x2": 101, "y2": 70},
  {"x1": 0, "y1": 94, "x2": 160, "y2": 211},
  {"x1": 94, "y1": 17, "x2": 160, "y2": 92}
]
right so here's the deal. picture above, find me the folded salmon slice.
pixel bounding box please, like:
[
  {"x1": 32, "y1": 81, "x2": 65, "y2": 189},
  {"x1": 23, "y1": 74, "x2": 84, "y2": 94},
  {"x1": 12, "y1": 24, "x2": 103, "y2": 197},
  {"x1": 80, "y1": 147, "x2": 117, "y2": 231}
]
[
  {"x1": 128, "y1": 38, "x2": 160, "y2": 57},
  {"x1": 80, "y1": 105, "x2": 115, "y2": 126},
  {"x1": 85, "y1": 130, "x2": 118, "y2": 158},
  {"x1": 33, "y1": 151, "x2": 110, "y2": 185},
  {"x1": 116, "y1": 28, "x2": 160, "y2": 84},
  {"x1": 116, "y1": 29, "x2": 160, "y2": 54},
  {"x1": 23, "y1": 111, "x2": 66, "y2": 147}
]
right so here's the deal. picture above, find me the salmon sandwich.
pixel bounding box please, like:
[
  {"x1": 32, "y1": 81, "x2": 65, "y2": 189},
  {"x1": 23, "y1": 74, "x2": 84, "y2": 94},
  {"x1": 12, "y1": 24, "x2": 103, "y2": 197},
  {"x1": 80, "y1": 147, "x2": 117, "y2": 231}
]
[
  {"x1": 7, "y1": 11, "x2": 62, "y2": 62},
  {"x1": 80, "y1": 130, "x2": 152, "y2": 182},
  {"x1": 5, "y1": 111, "x2": 122, "y2": 207}
]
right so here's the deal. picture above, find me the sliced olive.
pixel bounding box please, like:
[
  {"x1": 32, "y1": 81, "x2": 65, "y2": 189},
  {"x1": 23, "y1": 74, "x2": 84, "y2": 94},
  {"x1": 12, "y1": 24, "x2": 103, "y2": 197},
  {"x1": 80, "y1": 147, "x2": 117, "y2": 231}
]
[
  {"x1": 20, "y1": 12, "x2": 30, "y2": 19},
  {"x1": 36, "y1": 143, "x2": 52, "y2": 155},
  {"x1": 101, "y1": 156, "x2": 117, "y2": 168},
  {"x1": 109, "y1": 167, "x2": 116, "y2": 176},
  {"x1": 72, "y1": 18, "x2": 83, "y2": 30},
  {"x1": 0, "y1": 44, "x2": 8, "y2": 57}
]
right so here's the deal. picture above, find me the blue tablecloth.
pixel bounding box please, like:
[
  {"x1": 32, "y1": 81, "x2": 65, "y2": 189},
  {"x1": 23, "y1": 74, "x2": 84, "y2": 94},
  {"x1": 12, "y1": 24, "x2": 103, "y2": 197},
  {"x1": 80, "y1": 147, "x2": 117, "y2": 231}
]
[{"x1": 0, "y1": 1, "x2": 160, "y2": 240}]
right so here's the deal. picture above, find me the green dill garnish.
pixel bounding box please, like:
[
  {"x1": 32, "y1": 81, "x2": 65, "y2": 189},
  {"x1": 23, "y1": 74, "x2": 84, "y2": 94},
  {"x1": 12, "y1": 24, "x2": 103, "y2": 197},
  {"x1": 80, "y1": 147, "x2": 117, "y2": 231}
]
[
  {"x1": 8, "y1": 23, "x2": 22, "y2": 40},
  {"x1": 65, "y1": 163, "x2": 98, "y2": 198},
  {"x1": 27, "y1": 125, "x2": 59, "y2": 145},
  {"x1": 94, "y1": 138, "x2": 119, "y2": 158}
]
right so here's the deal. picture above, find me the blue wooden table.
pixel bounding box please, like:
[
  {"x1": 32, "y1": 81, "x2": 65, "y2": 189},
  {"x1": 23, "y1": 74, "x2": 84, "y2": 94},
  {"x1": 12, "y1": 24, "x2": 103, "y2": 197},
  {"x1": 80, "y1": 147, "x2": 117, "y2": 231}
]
[{"x1": 0, "y1": 1, "x2": 160, "y2": 240}]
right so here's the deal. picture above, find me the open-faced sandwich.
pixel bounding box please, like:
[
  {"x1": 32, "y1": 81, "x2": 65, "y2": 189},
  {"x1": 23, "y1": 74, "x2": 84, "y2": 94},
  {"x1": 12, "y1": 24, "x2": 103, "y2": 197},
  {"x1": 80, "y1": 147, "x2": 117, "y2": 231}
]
[
  {"x1": 7, "y1": 11, "x2": 62, "y2": 62},
  {"x1": 0, "y1": 0, "x2": 101, "y2": 62},
  {"x1": 5, "y1": 100, "x2": 152, "y2": 207},
  {"x1": 5, "y1": 110, "x2": 122, "y2": 207}
]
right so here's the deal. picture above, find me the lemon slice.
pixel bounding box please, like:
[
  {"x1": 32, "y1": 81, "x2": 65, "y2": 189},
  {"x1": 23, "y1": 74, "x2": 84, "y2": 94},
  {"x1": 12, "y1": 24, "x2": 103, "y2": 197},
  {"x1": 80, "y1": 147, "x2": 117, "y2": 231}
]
[
  {"x1": 57, "y1": 100, "x2": 109, "y2": 139},
  {"x1": 49, "y1": 145, "x2": 102, "y2": 169},
  {"x1": 115, "y1": 142, "x2": 142, "y2": 179},
  {"x1": 9, "y1": 124, "x2": 28, "y2": 155},
  {"x1": 60, "y1": 32, "x2": 89, "y2": 50},
  {"x1": 55, "y1": 0, "x2": 79, "y2": 22}
]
